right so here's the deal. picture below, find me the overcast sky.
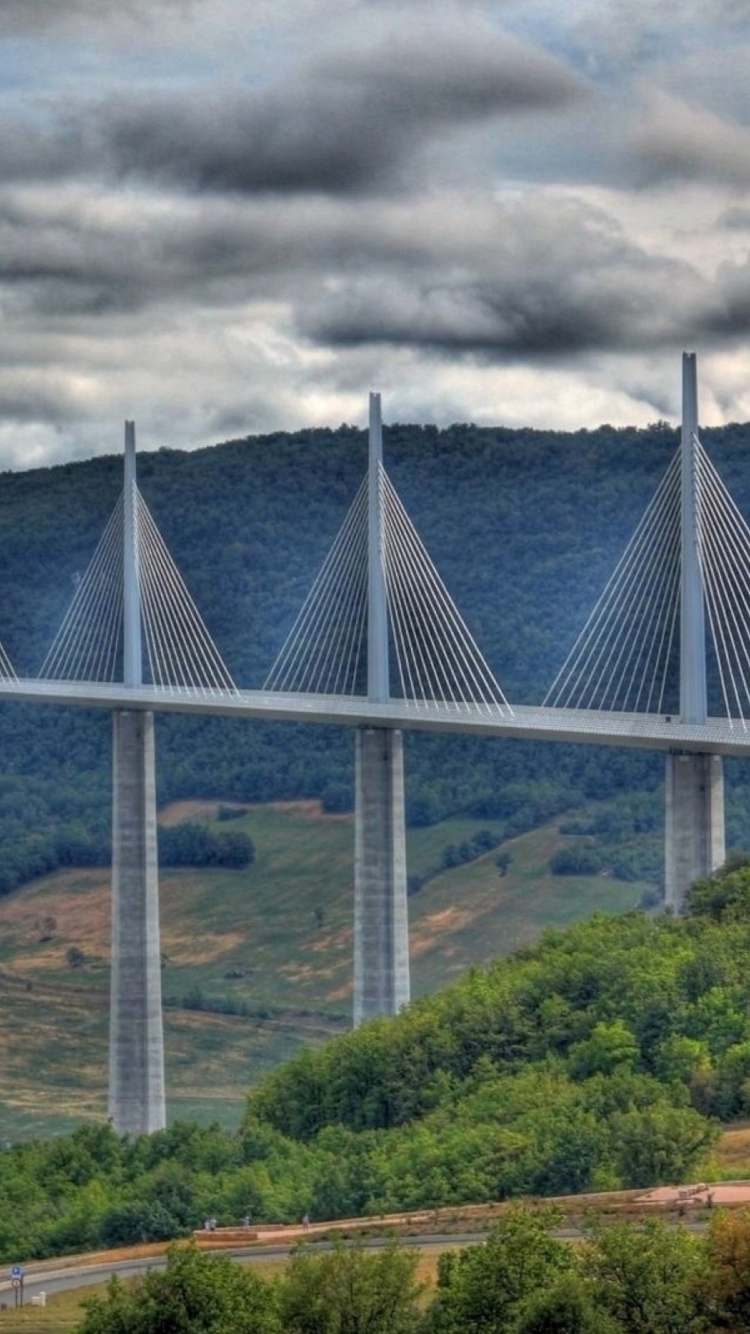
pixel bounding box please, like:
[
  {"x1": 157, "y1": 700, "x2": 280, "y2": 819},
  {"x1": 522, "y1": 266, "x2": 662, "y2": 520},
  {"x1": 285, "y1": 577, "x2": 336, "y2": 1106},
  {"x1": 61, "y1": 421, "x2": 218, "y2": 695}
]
[{"x1": 2, "y1": 0, "x2": 750, "y2": 468}]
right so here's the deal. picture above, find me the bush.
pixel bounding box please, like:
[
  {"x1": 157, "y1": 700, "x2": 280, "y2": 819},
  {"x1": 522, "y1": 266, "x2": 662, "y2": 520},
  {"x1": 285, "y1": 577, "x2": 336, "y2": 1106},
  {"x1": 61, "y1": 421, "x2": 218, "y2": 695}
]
[
  {"x1": 320, "y1": 782, "x2": 353, "y2": 814},
  {"x1": 550, "y1": 844, "x2": 602, "y2": 875},
  {"x1": 98, "y1": 1200, "x2": 184, "y2": 1247},
  {"x1": 158, "y1": 822, "x2": 254, "y2": 869}
]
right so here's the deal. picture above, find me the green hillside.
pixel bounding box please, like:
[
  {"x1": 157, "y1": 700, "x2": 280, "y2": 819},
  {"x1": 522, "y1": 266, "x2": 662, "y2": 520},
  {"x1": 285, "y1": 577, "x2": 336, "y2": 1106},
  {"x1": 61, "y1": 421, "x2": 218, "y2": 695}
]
[
  {"x1": 0, "y1": 799, "x2": 645, "y2": 1141},
  {"x1": 2, "y1": 860, "x2": 750, "y2": 1264}
]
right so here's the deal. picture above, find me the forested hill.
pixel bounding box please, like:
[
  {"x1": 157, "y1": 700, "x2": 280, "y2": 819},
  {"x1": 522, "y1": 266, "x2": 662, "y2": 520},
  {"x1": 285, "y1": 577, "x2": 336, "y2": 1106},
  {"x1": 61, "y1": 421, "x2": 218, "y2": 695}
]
[
  {"x1": 3, "y1": 869, "x2": 750, "y2": 1257},
  {"x1": 1, "y1": 415, "x2": 750, "y2": 891}
]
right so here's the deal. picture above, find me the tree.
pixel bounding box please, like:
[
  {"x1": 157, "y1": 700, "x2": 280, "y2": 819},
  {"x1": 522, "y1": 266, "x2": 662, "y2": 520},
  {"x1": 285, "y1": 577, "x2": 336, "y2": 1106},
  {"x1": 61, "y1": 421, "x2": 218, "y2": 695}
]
[
  {"x1": 703, "y1": 1208, "x2": 750, "y2": 1330},
  {"x1": 550, "y1": 844, "x2": 602, "y2": 876},
  {"x1": 158, "y1": 822, "x2": 254, "y2": 869},
  {"x1": 568, "y1": 1020, "x2": 640, "y2": 1079},
  {"x1": 608, "y1": 1104, "x2": 719, "y2": 1189},
  {"x1": 582, "y1": 1218, "x2": 708, "y2": 1334},
  {"x1": 429, "y1": 1207, "x2": 573, "y2": 1333},
  {"x1": 279, "y1": 1238, "x2": 423, "y2": 1334},
  {"x1": 653, "y1": 1034, "x2": 711, "y2": 1086},
  {"x1": 687, "y1": 859, "x2": 750, "y2": 922},
  {"x1": 97, "y1": 1200, "x2": 184, "y2": 1248},
  {"x1": 513, "y1": 1272, "x2": 617, "y2": 1334},
  {"x1": 78, "y1": 1242, "x2": 279, "y2": 1334}
]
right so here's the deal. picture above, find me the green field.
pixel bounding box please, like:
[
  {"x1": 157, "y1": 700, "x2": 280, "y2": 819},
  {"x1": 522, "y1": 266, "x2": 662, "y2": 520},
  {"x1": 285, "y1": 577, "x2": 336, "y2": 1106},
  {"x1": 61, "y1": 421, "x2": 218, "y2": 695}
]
[
  {"x1": 0, "y1": 800, "x2": 647, "y2": 1140},
  {"x1": 0, "y1": 1289, "x2": 87, "y2": 1334}
]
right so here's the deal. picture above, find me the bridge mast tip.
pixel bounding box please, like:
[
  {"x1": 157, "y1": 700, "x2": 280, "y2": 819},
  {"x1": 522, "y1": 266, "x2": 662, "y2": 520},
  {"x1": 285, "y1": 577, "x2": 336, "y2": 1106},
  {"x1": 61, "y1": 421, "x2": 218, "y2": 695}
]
[{"x1": 368, "y1": 393, "x2": 383, "y2": 439}]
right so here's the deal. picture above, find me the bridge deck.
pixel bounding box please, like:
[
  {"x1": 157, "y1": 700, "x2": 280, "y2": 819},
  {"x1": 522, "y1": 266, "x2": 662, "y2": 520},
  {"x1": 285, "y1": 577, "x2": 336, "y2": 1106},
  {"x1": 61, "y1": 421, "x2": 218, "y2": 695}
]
[{"x1": 1, "y1": 679, "x2": 749, "y2": 755}]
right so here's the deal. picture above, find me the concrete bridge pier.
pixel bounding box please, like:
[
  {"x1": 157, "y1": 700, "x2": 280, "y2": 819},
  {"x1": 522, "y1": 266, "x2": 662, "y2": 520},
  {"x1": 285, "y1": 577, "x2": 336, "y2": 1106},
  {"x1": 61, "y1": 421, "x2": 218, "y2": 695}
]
[
  {"x1": 353, "y1": 726, "x2": 410, "y2": 1025},
  {"x1": 108, "y1": 420, "x2": 166, "y2": 1134},
  {"x1": 665, "y1": 353, "x2": 726, "y2": 913},
  {"x1": 664, "y1": 751, "x2": 725, "y2": 912},
  {"x1": 108, "y1": 708, "x2": 166, "y2": 1134},
  {"x1": 353, "y1": 392, "x2": 412, "y2": 1026}
]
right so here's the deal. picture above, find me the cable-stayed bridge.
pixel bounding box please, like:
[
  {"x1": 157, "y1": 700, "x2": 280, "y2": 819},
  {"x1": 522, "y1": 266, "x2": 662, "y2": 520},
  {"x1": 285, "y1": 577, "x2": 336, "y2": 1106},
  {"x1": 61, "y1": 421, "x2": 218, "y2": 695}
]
[
  {"x1": 1, "y1": 678, "x2": 750, "y2": 753},
  {"x1": 0, "y1": 353, "x2": 746, "y2": 1134}
]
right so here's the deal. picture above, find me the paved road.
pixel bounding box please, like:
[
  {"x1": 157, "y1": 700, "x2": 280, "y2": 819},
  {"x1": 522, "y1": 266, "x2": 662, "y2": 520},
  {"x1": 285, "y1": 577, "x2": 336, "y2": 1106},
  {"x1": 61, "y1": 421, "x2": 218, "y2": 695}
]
[{"x1": 0, "y1": 1234, "x2": 489, "y2": 1303}]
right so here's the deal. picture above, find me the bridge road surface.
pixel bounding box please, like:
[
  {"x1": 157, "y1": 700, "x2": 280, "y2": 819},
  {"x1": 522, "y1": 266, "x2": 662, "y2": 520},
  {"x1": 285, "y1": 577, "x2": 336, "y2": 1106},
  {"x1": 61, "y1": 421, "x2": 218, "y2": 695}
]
[{"x1": 1, "y1": 680, "x2": 750, "y2": 756}]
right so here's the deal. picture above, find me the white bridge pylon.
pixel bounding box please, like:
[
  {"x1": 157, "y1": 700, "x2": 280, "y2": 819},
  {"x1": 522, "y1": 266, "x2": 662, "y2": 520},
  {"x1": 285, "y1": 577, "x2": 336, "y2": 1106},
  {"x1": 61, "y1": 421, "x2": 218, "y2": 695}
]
[
  {"x1": 264, "y1": 396, "x2": 510, "y2": 714},
  {"x1": 545, "y1": 379, "x2": 750, "y2": 730},
  {"x1": 40, "y1": 430, "x2": 236, "y2": 694}
]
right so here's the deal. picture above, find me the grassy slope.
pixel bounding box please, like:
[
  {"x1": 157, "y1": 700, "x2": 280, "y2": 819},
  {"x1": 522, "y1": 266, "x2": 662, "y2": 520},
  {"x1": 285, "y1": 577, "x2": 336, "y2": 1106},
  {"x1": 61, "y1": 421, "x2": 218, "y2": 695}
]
[{"x1": 0, "y1": 801, "x2": 646, "y2": 1141}]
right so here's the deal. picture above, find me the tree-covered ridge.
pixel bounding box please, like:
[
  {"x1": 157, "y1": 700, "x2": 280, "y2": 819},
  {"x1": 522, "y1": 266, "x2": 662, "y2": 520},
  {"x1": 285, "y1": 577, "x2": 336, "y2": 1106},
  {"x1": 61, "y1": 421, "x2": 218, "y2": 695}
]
[
  {"x1": 246, "y1": 883, "x2": 750, "y2": 1143},
  {"x1": 2, "y1": 416, "x2": 750, "y2": 891},
  {"x1": 7, "y1": 869, "x2": 750, "y2": 1261}
]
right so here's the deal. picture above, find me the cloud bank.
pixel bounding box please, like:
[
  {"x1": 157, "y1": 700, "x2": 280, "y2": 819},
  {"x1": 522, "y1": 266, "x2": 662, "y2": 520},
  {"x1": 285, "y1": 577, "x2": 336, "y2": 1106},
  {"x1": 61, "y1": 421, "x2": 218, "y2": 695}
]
[{"x1": 0, "y1": 1, "x2": 749, "y2": 465}]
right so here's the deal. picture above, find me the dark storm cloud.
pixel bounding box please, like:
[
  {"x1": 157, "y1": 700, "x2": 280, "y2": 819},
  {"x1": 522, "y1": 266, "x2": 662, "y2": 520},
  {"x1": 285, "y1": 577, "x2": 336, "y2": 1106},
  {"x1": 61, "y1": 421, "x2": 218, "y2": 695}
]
[
  {"x1": 0, "y1": 121, "x2": 89, "y2": 185},
  {"x1": 303, "y1": 276, "x2": 688, "y2": 358},
  {"x1": 632, "y1": 92, "x2": 750, "y2": 187},
  {"x1": 101, "y1": 89, "x2": 393, "y2": 194},
  {"x1": 0, "y1": 0, "x2": 183, "y2": 33},
  {"x1": 698, "y1": 259, "x2": 750, "y2": 339},
  {"x1": 718, "y1": 206, "x2": 750, "y2": 230},
  {"x1": 0, "y1": 191, "x2": 395, "y2": 316},
  {"x1": 0, "y1": 383, "x2": 81, "y2": 423},
  {"x1": 0, "y1": 185, "x2": 723, "y2": 367},
  {"x1": 315, "y1": 25, "x2": 583, "y2": 120},
  {"x1": 0, "y1": 195, "x2": 288, "y2": 315},
  {"x1": 0, "y1": 197, "x2": 157, "y2": 314},
  {"x1": 298, "y1": 199, "x2": 717, "y2": 358},
  {"x1": 0, "y1": 25, "x2": 584, "y2": 195}
]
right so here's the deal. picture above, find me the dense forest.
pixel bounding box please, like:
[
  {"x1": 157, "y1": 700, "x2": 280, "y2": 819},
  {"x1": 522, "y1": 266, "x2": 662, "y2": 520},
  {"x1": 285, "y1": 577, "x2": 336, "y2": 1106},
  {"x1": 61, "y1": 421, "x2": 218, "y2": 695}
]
[
  {"x1": 3, "y1": 860, "x2": 750, "y2": 1261},
  {"x1": 2, "y1": 415, "x2": 750, "y2": 891}
]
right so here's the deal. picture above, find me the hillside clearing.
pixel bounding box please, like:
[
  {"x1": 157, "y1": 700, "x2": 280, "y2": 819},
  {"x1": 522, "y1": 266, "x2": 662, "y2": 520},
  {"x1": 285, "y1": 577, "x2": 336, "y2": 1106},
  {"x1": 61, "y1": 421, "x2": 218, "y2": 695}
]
[{"x1": 0, "y1": 799, "x2": 646, "y2": 1140}]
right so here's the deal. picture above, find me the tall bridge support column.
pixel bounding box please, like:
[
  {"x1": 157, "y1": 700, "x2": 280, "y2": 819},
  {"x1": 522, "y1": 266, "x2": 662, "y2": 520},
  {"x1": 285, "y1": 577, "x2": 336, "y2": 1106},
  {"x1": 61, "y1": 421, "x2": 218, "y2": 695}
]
[
  {"x1": 354, "y1": 727, "x2": 410, "y2": 1026},
  {"x1": 109, "y1": 421, "x2": 165, "y2": 1134},
  {"x1": 665, "y1": 353, "x2": 726, "y2": 912},
  {"x1": 665, "y1": 751, "x2": 725, "y2": 913},
  {"x1": 109, "y1": 708, "x2": 166, "y2": 1134},
  {"x1": 353, "y1": 391, "x2": 411, "y2": 1025}
]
